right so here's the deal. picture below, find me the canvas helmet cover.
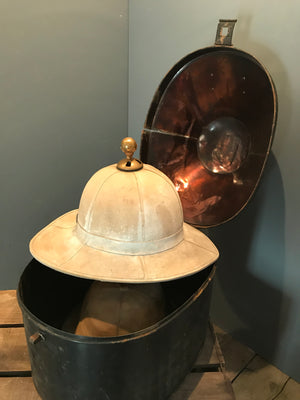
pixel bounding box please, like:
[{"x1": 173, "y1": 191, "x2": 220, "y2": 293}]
[{"x1": 30, "y1": 138, "x2": 219, "y2": 283}]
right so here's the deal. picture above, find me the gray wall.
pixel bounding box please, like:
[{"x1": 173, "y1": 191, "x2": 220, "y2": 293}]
[
  {"x1": 0, "y1": 0, "x2": 128, "y2": 288},
  {"x1": 128, "y1": 0, "x2": 300, "y2": 381}
]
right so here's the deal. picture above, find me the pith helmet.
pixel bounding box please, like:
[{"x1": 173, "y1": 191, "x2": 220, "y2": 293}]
[{"x1": 30, "y1": 138, "x2": 218, "y2": 283}]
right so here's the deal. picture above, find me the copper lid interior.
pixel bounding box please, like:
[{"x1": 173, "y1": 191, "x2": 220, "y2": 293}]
[{"x1": 141, "y1": 47, "x2": 277, "y2": 227}]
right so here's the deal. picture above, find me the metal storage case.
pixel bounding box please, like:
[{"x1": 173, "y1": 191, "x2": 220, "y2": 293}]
[
  {"x1": 17, "y1": 20, "x2": 277, "y2": 400},
  {"x1": 18, "y1": 260, "x2": 215, "y2": 400}
]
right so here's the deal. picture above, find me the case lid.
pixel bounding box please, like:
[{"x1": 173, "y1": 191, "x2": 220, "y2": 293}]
[{"x1": 140, "y1": 20, "x2": 277, "y2": 227}]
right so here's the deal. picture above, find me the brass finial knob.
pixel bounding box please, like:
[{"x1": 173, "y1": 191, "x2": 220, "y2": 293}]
[
  {"x1": 117, "y1": 137, "x2": 143, "y2": 171},
  {"x1": 121, "y1": 137, "x2": 137, "y2": 160}
]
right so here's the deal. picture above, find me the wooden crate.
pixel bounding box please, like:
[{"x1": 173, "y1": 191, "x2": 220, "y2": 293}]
[{"x1": 0, "y1": 290, "x2": 235, "y2": 399}]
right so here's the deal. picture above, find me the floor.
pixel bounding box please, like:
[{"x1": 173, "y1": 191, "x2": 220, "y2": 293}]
[{"x1": 214, "y1": 326, "x2": 300, "y2": 400}]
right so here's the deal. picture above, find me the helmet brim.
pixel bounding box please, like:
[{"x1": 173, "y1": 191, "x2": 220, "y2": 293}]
[{"x1": 30, "y1": 210, "x2": 219, "y2": 283}]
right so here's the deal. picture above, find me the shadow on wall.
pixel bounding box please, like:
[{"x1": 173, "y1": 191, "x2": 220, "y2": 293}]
[{"x1": 209, "y1": 152, "x2": 289, "y2": 363}]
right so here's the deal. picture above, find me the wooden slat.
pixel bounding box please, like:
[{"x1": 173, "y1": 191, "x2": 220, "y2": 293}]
[
  {"x1": 0, "y1": 327, "x2": 31, "y2": 372},
  {"x1": 232, "y1": 355, "x2": 289, "y2": 400},
  {"x1": 0, "y1": 377, "x2": 40, "y2": 399},
  {"x1": 276, "y1": 378, "x2": 300, "y2": 400},
  {"x1": 0, "y1": 291, "x2": 23, "y2": 326},
  {"x1": 0, "y1": 374, "x2": 236, "y2": 400},
  {"x1": 170, "y1": 371, "x2": 236, "y2": 399}
]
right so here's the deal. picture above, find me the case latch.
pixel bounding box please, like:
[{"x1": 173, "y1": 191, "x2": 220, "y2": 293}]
[{"x1": 215, "y1": 19, "x2": 237, "y2": 46}]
